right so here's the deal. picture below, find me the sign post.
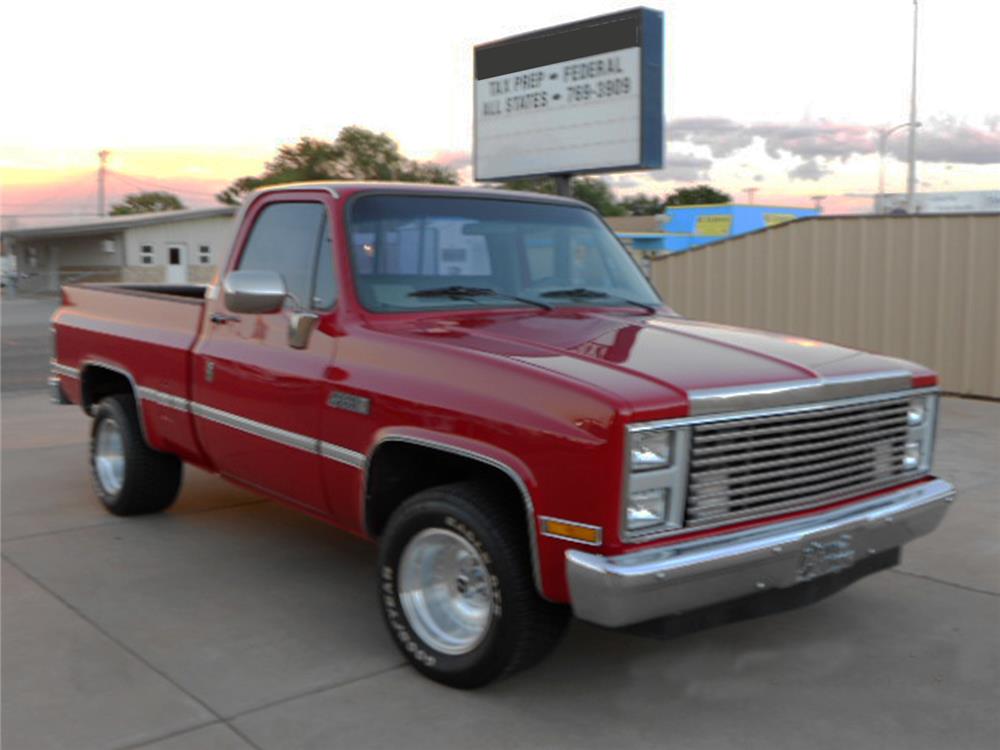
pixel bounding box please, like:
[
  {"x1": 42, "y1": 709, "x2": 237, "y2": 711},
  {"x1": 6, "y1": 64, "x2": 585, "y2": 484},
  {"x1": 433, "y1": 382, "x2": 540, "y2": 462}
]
[{"x1": 474, "y1": 8, "x2": 664, "y2": 185}]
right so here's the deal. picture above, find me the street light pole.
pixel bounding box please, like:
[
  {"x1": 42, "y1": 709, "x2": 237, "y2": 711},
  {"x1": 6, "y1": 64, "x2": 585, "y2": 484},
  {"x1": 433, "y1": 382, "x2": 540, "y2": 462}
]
[
  {"x1": 905, "y1": 0, "x2": 919, "y2": 213},
  {"x1": 876, "y1": 122, "x2": 919, "y2": 213},
  {"x1": 97, "y1": 150, "x2": 110, "y2": 217}
]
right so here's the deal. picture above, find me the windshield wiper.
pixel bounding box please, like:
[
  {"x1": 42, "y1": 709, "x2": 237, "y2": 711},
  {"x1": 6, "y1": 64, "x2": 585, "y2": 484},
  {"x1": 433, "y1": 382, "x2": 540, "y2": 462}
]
[
  {"x1": 409, "y1": 285, "x2": 552, "y2": 311},
  {"x1": 539, "y1": 287, "x2": 658, "y2": 314}
]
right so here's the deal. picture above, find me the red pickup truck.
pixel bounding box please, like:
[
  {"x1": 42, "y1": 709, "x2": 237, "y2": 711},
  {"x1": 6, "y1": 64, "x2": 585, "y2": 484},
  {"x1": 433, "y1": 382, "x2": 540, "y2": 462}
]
[{"x1": 50, "y1": 182, "x2": 954, "y2": 687}]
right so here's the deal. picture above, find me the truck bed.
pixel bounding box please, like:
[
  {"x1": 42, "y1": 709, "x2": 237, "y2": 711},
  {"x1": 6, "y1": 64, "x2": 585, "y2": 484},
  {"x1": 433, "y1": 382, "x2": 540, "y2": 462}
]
[
  {"x1": 53, "y1": 282, "x2": 208, "y2": 461},
  {"x1": 71, "y1": 282, "x2": 209, "y2": 301}
]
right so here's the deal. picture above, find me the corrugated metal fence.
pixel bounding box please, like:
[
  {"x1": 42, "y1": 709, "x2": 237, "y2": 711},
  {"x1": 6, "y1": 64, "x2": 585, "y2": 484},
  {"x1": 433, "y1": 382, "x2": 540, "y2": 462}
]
[{"x1": 649, "y1": 213, "x2": 1000, "y2": 399}]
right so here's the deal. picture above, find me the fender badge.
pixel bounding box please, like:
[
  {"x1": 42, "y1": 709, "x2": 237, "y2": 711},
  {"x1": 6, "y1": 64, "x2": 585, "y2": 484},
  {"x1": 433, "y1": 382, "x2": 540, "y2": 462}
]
[{"x1": 328, "y1": 391, "x2": 370, "y2": 415}]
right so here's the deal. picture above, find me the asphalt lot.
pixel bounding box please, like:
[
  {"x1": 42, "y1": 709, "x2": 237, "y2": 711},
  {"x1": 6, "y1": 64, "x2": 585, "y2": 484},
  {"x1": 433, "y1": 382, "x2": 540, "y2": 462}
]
[{"x1": 2, "y1": 295, "x2": 998, "y2": 750}]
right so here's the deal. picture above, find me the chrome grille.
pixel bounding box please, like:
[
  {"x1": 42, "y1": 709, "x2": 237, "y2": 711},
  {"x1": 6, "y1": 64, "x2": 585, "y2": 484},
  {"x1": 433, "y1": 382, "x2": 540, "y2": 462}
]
[{"x1": 686, "y1": 397, "x2": 911, "y2": 528}]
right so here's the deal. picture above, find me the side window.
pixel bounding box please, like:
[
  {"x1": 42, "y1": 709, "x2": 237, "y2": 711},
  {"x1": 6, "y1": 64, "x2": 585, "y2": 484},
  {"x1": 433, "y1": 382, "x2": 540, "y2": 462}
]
[
  {"x1": 238, "y1": 202, "x2": 326, "y2": 307},
  {"x1": 310, "y1": 214, "x2": 338, "y2": 309}
]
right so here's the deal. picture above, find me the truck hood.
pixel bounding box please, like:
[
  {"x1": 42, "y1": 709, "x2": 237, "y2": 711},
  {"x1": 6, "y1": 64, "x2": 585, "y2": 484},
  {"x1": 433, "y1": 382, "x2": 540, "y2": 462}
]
[{"x1": 386, "y1": 311, "x2": 926, "y2": 417}]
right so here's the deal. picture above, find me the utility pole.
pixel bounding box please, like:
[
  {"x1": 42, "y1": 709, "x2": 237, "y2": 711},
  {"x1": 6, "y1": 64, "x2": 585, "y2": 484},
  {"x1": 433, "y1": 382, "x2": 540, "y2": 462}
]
[
  {"x1": 554, "y1": 174, "x2": 572, "y2": 197},
  {"x1": 743, "y1": 187, "x2": 759, "y2": 205},
  {"x1": 905, "y1": 0, "x2": 919, "y2": 213},
  {"x1": 811, "y1": 195, "x2": 827, "y2": 214},
  {"x1": 97, "y1": 150, "x2": 110, "y2": 216}
]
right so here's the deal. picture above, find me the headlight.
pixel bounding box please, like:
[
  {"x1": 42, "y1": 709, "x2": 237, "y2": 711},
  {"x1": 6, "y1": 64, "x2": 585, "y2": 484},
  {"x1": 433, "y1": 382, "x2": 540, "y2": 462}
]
[
  {"x1": 906, "y1": 398, "x2": 926, "y2": 426},
  {"x1": 623, "y1": 425, "x2": 690, "y2": 537},
  {"x1": 630, "y1": 429, "x2": 673, "y2": 471},
  {"x1": 902, "y1": 441, "x2": 921, "y2": 470},
  {"x1": 626, "y1": 488, "x2": 668, "y2": 529},
  {"x1": 902, "y1": 394, "x2": 938, "y2": 473}
]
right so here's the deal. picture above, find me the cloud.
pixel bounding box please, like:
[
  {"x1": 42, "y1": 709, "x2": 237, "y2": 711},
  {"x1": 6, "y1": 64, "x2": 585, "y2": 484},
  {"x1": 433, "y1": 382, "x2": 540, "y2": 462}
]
[
  {"x1": 788, "y1": 158, "x2": 831, "y2": 181},
  {"x1": 667, "y1": 117, "x2": 752, "y2": 158},
  {"x1": 886, "y1": 118, "x2": 1000, "y2": 164},
  {"x1": 667, "y1": 116, "x2": 1000, "y2": 166},
  {"x1": 650, "y1": 153, "x2": 713, "y2": 182}
]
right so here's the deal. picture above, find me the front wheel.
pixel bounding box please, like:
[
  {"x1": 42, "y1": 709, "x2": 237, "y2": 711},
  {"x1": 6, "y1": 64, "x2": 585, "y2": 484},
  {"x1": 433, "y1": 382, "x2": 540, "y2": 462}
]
[
  {"x1": 377, "y1": 481, "x2": 569, "y2": 688},
  {"x1": 90, "y1": 394, "x2": 182, "y2": 516}
]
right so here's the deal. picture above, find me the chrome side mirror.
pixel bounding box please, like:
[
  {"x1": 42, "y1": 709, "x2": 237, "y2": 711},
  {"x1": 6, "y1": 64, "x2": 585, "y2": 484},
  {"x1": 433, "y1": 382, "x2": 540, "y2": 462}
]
[{"x1": 222, "y1": 270, "x2": 287, "y2": 314}]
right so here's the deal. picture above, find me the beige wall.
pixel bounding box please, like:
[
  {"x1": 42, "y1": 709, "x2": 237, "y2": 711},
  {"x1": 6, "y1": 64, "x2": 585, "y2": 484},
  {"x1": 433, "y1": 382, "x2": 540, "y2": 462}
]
[
  {"x1": 124, "y1": 216, "x2": 234, "y2": 278},
  {"x1": 122, "y1": 266, "x2": 166, "y2": 283},
  {"x1": 605, "y1": 216, "x2": 662, "y2": 233},
  {"x1": 650, "y1": 213, "x2": 1000, "y2": 399}
]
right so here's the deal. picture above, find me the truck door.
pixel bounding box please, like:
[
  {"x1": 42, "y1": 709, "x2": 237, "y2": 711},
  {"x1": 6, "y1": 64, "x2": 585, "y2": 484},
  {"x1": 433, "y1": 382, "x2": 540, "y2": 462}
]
[{"x1": 191, "y1": 192, "x2": 339, "y2": 513}]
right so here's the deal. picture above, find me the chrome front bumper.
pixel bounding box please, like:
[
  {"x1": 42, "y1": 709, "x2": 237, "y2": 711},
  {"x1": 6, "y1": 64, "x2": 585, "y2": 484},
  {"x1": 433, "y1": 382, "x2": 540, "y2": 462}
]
[{"x1": 566, "y1": 478, "x2": 955, "y2": 628}]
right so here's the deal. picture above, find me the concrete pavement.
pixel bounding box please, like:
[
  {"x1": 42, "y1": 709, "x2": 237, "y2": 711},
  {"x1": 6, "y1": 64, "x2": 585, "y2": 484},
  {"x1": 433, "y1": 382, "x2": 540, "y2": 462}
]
[
  {"x1": 1, "y1": 296, "x2": 59, "y2": 393},
  {"x1": 2, "y1": 337, "x2": 998, "y2": 748}
]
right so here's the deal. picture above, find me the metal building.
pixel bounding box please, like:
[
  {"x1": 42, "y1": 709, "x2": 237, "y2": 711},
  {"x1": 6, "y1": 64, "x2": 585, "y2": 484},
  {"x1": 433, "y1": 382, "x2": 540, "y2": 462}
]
[{"x1": 0, "y1": 208, "x2": 235, "y2": 293}]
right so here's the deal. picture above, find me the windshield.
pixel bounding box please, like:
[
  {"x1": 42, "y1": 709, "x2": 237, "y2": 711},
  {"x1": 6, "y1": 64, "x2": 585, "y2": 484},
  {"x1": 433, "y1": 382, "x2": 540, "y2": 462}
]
[{"x1": 347, "y1": 194, "x2": 661, "y2": 313}]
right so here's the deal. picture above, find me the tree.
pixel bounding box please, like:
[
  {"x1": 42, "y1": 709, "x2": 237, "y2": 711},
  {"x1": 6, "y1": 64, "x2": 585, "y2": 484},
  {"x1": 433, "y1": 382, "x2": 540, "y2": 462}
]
[
  {"x1": 620, "y1": 193, "x2": 666, "y2": 215},
  {"x1": 216, "y1": 127, "x2": 458, "y2": 205},
  {"x1": 110, "y1": 191, "x2": 185, "y2": 215},
  {"x1": 495, "y1": 176, "x2": 626, "y2": 216},
  {"x1": 664, "y1": 185, "x2": 732, "y2": 206}
]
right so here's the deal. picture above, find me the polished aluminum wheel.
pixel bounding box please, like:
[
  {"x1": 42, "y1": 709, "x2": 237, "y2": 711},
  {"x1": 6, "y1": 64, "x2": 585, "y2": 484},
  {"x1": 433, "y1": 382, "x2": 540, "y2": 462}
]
[
  {"x1": 94, "y1": 417, "x2": 126, "y2": 495},
  {"x1": 398, "y1": 528, "x2": 495, "y2": 655}
]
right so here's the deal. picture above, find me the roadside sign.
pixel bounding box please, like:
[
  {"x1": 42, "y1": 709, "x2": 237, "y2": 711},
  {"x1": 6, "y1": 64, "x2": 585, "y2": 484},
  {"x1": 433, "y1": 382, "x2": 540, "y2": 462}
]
[
  {"x1": 474, "y1": 8, "x2": 664, "y2": 181},
  {"x1": 694, "y1": 215, "x2": 733, "y2": 236}
]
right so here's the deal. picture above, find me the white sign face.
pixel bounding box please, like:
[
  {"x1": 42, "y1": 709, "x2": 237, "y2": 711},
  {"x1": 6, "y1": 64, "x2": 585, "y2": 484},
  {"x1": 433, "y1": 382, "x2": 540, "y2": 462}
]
[
  {"x1": 474, "y1": 47, "x2": 642, "y2": 181},
  {"x1": 877, "y1": 190, "x2": 1000, "y2": 214}
]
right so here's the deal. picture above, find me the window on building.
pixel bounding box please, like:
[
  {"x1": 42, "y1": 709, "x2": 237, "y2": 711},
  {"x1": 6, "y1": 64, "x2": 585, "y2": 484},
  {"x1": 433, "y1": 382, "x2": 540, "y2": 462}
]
[
  {"x1": 140, "y1": 245, "x2": 154, "y2": 265},
  {"x1": 238, "y1": 202, "x2": 335, "y2": 310},
  {"x1": 199, "y1": 245, "x2": 211, "y2": 264}
]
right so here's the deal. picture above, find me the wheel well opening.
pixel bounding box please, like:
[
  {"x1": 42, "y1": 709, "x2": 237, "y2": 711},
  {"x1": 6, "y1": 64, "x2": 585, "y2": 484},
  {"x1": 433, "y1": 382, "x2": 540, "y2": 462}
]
[
  {"x1": 81, "y1": 366, "x2": 135, "y2": 414},
  {"x1": 365, "y1": 441, "x2": 527, "y2": 538}
]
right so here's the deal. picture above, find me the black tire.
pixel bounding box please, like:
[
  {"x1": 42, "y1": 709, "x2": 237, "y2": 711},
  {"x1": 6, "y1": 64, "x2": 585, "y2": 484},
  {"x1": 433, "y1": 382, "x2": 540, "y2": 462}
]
[
  {"x1": 377, "y1": 481, "x2": 569, "y2": 688},
  {"x1": 90, "y1": 394, "x2": 182, "y2": 516}
]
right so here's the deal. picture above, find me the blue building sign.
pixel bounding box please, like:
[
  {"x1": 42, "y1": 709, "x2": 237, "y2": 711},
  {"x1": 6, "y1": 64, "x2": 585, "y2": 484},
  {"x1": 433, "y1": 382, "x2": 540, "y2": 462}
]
[{"x1": 618, "y1": 203, "x2": 819, "y2": 254}]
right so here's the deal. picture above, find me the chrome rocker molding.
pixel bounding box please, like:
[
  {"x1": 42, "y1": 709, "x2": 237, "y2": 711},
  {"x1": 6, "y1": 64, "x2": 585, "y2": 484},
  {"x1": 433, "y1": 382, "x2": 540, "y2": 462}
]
[{"x1": 566, "y1": 478, "x2": 955, "y2": 628}]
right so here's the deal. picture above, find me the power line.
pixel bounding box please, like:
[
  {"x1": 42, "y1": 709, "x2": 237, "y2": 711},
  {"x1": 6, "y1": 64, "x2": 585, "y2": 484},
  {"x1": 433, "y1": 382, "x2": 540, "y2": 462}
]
[{"x1": 107, "y1": 170, "x2": 221, "y2": 199}]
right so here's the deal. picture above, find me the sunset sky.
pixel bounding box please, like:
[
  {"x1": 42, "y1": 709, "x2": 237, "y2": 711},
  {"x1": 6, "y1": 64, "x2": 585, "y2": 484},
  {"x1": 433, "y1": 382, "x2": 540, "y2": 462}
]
[{"x1": 2, "y1": 0, "x2": 997, "y2": 223}]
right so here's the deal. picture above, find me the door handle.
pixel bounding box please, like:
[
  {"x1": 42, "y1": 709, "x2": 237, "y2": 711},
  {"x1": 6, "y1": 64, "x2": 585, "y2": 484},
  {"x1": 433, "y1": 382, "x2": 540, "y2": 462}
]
[{"x1": 210, "y1": 312, "x2": 241, "y2": 324}]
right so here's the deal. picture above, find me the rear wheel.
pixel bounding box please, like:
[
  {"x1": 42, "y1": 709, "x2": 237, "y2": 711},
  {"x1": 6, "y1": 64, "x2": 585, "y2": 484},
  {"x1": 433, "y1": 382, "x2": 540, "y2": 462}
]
[
  {"x1": 377, "y1": 481, "x2": 569, "y2": 688},
  {"x1": 90, "y1": 394, "x2": 182, "y2": 516}
]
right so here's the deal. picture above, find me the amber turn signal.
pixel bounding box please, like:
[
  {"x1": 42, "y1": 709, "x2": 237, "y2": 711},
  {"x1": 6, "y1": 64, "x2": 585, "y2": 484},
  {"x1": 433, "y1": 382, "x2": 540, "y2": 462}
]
[{"x1": 540, "y1": 517, "x2": 602, "y2": 545}]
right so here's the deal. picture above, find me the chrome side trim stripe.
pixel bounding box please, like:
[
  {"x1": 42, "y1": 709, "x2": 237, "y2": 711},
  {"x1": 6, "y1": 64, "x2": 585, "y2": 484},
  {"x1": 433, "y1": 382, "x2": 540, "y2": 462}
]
[
  {"x1": 57, "y1": 360, "x2": 363, "y2": 469},
  {"x1": 319, "y1": 441, "x2": 366, "y2": 469},
  {"x1": 137, "y1": 386, "x2": 189, "y2": 412},
  {"x1": 50, "y1": 360, "x2": 80, "y2": 379},
  {"x1": 189, "y1": 402, "x2": 318, "y2": 454},
  {"x1": 186, "y1": 401, "x2": 363, "y2": 468}
]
